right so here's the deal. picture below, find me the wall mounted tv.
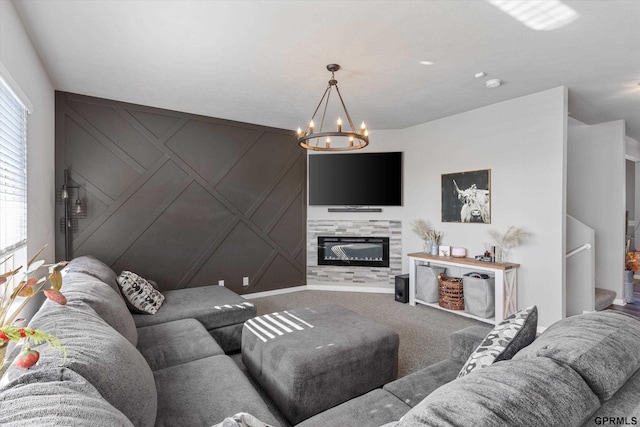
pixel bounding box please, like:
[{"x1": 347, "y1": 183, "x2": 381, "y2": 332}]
[{"x1": 308, "y1": 152, "x2": 402, "y2": 206}]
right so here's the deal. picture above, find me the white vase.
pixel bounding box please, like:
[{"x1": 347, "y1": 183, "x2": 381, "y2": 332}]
[
  {"x1": 624, "y1": 270, "x2": 635, "y2": 303},
  {"x1": 430, "y1": 243, "x2": 439, "y2": 256}
]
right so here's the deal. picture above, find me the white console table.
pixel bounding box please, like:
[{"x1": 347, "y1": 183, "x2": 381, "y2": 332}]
[{"x1": 407, "y1": 253, "x2": 520, "y2": 326}]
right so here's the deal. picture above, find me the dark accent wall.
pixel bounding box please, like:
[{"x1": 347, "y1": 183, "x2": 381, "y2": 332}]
[{"x1": 55, "y1": 92, "x2": 306, "y2": 294}]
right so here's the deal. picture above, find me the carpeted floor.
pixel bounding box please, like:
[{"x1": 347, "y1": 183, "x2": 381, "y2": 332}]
[{"x1": 230, "y1": 289, "x2": 489, "y2": 426}]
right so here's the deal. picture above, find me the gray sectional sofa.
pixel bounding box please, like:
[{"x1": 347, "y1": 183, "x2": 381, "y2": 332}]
[
  {"x1": 0, "y1": 256, "x2": 278, "y2": 426},
  {"x1": 1, "y1": 254, "x2": 640, "y2": 427},
  {"x1": 300, "y1": 310, "x2": 640, "y2": 427}
]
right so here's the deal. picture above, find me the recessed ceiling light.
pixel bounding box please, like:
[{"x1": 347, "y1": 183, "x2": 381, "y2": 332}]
[
  {"x1": 419, "y1": 61, "x2": 434, "y2": 66},
  {"x1": 486, "y1": 79, "x2": 502, "y2": 88},
  {"x1": 475, "y1": 72, "x2": 486, "y2": 79}
]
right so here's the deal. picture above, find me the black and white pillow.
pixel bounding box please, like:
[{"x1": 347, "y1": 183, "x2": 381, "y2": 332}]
[
  {"x1": 457, "y1": 305, "x2": 538, "y2": 378},
  {"x1": 117, "y1": 271, "x2": 165, "y2": 315}
]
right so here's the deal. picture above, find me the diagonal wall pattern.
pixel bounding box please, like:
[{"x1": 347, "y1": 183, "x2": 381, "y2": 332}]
[{"x1": 55, "y1": 92, "x2": 306, "y2": 294}]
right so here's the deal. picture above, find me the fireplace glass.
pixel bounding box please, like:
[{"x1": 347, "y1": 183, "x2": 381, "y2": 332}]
[{"x1": 317, "y1": 236, "x2": 390, "y2": 267}]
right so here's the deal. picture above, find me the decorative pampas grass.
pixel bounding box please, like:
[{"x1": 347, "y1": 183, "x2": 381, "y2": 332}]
[
  {"x1": 489, "y1": 226, "x2": 530, "y2": 251},
  {"x1": 411, "y1": 219, "x2": 442, "y2": 245},
  {"x1": 411, "y1": 219, "x2": 431, "y2": 240}
]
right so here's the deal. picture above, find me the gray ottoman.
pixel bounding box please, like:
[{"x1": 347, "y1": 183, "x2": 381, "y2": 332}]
[{"x1": 241, "y1": 304, "x2": 399, "y2": 424}]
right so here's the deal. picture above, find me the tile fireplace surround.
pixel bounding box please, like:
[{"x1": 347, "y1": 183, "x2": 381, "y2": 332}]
[{"x1": 307, "y1": 220, "x2": 402, "y2": 287}]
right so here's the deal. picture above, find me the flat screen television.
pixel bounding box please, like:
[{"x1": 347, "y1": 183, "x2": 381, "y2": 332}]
[{"x1": 308, "y1": 152, "x2": 402, "y2": 206}]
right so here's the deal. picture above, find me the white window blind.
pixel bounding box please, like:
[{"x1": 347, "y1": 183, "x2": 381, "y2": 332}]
[{"x1": 0, "y1": 77, "x2": 28, "y2": 258}]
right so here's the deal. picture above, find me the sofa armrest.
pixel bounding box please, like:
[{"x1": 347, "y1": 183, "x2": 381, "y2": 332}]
[
  {"x1": 383, "y1": 359, "x2": 463, "y2": 407},
  {"x1": 449, "y1": 325, "x2": 491, "y2": 364}
]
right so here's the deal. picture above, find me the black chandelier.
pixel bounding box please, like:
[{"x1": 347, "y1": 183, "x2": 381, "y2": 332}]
[{"x1": 297, "y1": 64, "x2": 369, "y2": 151}]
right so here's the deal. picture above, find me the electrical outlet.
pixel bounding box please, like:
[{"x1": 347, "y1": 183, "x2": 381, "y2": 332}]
[
  {"x1": 218, "y1": 280, "x2": 224, "y2": 287},
  {"x1": 243, "y1": 277, "x2": 249, "y2": 287}
]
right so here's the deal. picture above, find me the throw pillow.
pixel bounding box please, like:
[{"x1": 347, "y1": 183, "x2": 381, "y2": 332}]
[
  {"x1": 117, "y1": 271, "x2": 165, "y2": 314},
  {"x1": 457, "y1": 305, "x2": 537, "y2": 378}
]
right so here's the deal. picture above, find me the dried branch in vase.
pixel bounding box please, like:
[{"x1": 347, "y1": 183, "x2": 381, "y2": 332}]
[
  {"x1": 410, "y1": 219, "x2": 431, "y2": 241},
  {"x1": 488, "y1": 226, "x2": 530, "y2": 250},
  {"x1": 410, "y1": 219, "x2": 442, "y2": 245}
]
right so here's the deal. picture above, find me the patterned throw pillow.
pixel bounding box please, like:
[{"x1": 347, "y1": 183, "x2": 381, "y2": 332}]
[
  {"x1": 457, "y1": 305, "x2": 537, "y2": 378},
  {"x1": 117, "y1": 271, "x2": 165, "y2": 314}
]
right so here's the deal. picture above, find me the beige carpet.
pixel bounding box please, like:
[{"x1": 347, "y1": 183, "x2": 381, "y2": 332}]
[{"x1": 248, "y1": 290, "x2": 489, "y2": 378}]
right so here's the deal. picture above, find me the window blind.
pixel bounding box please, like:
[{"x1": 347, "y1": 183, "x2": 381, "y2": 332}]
[{"x1": 0, "y1": 77, "x2": 28, "y2": 258}]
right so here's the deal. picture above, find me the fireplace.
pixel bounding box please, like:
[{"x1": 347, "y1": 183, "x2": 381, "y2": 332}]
[{"x1": 317, "y1": 236, "x2": 390, "y2": 267}]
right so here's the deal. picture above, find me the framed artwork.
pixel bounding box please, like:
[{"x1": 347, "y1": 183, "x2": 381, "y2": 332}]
[
  {"x1": 438, "y1": 245, "x2": 451, "y2": 257},
  {"x1": 441, "y1": 169, "x2": 491, "y2": 223}
]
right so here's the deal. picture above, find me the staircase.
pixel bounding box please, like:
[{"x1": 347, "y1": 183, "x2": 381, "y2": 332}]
[
  {"x1": 566, "y1": 215, "x2": 596, "y2": 315},
  {"x1": 595, "y1": 287, "x2": 617, "y2": 311}
]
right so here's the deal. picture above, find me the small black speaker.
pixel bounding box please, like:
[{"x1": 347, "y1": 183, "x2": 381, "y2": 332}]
[{"x1": 395, "y1": 274, "x2": 409, "y2": 303}]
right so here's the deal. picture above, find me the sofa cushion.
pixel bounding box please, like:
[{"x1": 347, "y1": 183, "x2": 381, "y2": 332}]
[
  {"x1": 513, "y1": 310, "x2": 640, "y2": 401},
  {"x1": 153, "y1": 355, "x2": 279, "y2": 427},
  {"x1": 61, "y1": 271, "x2": 138, "y2": 346},
  {"x1": 296, "y1": 389, "x2": 411, "y2": 427},
  {"x1": 64, "y1": 255, "x2": 121, "y2": 297},
  {"x1": 397, "y1": 357, "x2": 600, "y2": 427},
  {"x1": 209, "y1": 323, "x2": 246, "y2": 353},
  {"x1": 19, "y1": 300, "x2": 157, "y2": 427},
  {"x1": 117, "y1": 270, "x2": 165, "y2": 314},
  {"x1": 137, "y1": 319, "x2": 225, "y2": 371},
  {"x1": 458, "y1": 305, "x2": 537, "y2": 378},
  {"x1": 132, "y1": 285, "x2": 256, "y2": 330},
  {"x1": 0, "y1": 368, "x2": 134, "y2": 426},
  {"x1": 583, "y1": 367, "x2": 640, "y2": 424},
  {"x1": 383, "y1": 358, "x2": 463, "y2": 407}
]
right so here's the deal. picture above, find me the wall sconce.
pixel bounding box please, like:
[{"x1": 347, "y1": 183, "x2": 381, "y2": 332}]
[{"x1": 58, "y1": 169, "x2": 87, "y2": 260}]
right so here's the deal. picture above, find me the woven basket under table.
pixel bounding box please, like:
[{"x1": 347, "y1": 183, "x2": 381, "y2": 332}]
[{"x1": 438, "y1": 277, "x2": 464, "y2": 310}]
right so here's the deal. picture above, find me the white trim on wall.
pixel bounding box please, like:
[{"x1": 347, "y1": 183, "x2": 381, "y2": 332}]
[
  {"x1": 307, "y1": 284, "x2": 395, "y2": 294},
  {"x1": 243, "y1": 286, "x2": 308, "y2": 299},
  {"x1": 0, "y1": 62, "x2": 33, "y2": 113}
]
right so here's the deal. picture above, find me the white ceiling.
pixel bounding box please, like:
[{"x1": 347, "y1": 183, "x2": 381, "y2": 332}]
[{"x1": 13, "y1": 0, "x2": 640, "y2": 141}]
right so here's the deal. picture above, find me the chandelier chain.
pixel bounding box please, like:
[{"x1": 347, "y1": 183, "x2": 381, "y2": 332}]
[
  {"x1": 307, "y1": 85, "x2": 331, "y2": 131},
  {"x1": 318, "y1": 84, "x2": 331, "y2": 133}
]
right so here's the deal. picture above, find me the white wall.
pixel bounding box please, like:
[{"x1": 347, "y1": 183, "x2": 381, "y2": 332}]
[
  {"x1": 625, "y1": 136, "x2": 640, "y2": 161},
  {"x1": 0, "y1": 1, "x2": 56, "y2": 263},
  {"x1": 567, "y1": 118, "x2": 626, "y2": 299},
  {"x1": 627, "y1": 136, "x2": 640, "y2": 249},
  {"x1": 636, "y1": 162, "x2": 640, "y2": 249},
  {"x1": 402, "y1": 87, "x2": 568, "y2": 328},
  {"x1": 627, "y1": 160, "x2": 635, "y2": 223}
]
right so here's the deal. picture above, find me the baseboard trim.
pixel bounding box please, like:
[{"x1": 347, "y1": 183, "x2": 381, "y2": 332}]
[
  {"x1": 243, "y1": 284, "x2": 396, "y2": 298},
  {"x1": 242, "y1": 285, "x2": 308, "y2": 299},
  {"x1": 306, "y1": 284, "x2": 394, "y2": 294},
  {"x1": 613, "y1": 298, "x2": 627, "y2": 306}
]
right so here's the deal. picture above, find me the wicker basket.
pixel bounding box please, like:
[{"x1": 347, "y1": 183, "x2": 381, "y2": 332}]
[{"x1": 438, "y1": 276, "x2": 464, "y2": 310}]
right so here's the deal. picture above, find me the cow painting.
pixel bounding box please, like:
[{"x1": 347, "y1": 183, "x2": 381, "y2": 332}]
[
  {"x1": 441, "y1": 170, "x2": 491, "y2": 224},
  {"x1": 454, "y1": 181, "x2": 490, "y2": 223}
]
